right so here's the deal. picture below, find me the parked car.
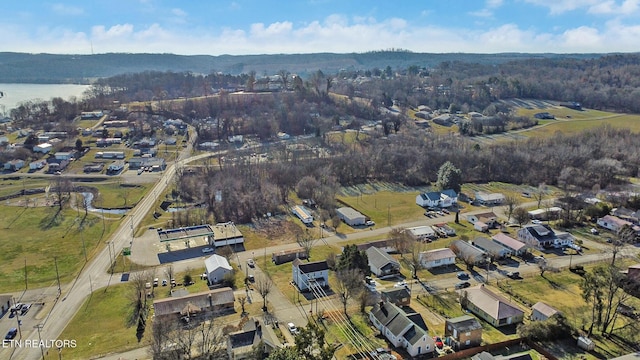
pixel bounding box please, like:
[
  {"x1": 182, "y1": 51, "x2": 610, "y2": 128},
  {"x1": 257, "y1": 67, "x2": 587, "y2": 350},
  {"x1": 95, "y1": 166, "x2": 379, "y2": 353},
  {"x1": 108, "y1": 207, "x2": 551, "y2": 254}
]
[
  {"x1": 247, "y1": 258, "x2": 255, "y2": 267},
  {"x1": 394, "y1": 280, "x2": 408, "y2": 288},
  {"x1": 201, "y1": 247, "x2": 214, "y2": 254},
  {"x1": 433, "y1": 336, "x2": 444, "y2": 349},
  {"x1": 20, "y1": 303, "x2": 31, "y2": 315},
  {"x1": 590, "y1": 228, "x2": 599, "y2": 235},
  {"x1": 456, "y1": 272, "x2": 469, "y2": 280},
  {"x1": 442, "y1": 209, "x2": 450, "y2": 214},
  {"x1": 455, "y1": 281, "x2": 471, "y2": 289},
  {"x1": 5, "y1": 328, "x2": 18, "y2": 340},
  {"x1": 287, "y1": 322, "x2": 299, "y2": 335},
  {"x1": 506, "y1": 271, "x2": 520, "y2": 279},
  {"x1": 531, "y1": 219, "x2": 542, "y2": 224},
  {"x1": 365, "y1": 220, "x2": 375, "y2": 226}
]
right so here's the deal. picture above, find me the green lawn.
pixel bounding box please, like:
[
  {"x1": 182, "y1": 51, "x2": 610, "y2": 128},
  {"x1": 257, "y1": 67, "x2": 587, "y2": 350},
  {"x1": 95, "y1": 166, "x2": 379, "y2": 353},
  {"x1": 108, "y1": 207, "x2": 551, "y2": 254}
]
[
  {"x1": 337, "y1": 190, "x2": 427, "y2": 227},
  {"x1": 0, "y1": 205, "x2": 119, "y2": 292},
  {"x1": 56, "y1": 284, "x2": 146, "y2": 360},
  {"x1": 90, "y1": 183, "x2": 150, "y2": 209}
]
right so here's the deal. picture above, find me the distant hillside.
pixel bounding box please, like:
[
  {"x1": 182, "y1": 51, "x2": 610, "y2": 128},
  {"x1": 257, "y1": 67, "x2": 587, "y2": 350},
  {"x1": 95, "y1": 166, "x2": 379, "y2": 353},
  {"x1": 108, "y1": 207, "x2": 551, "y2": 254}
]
[{"x1": 0, "y1": 51, "x2": 606, "y2": 84}]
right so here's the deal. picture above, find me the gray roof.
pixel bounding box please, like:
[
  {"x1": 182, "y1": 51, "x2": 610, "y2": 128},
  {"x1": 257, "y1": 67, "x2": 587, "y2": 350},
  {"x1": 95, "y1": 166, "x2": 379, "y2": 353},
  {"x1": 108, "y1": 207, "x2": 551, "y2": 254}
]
[
  {"x1": 366, "y1": 247, "x2": 399, "y2": 270},
  {"x1": 204, "y1": 254, "x2": 233, "y2": 273},
  {"x1": 153, "y1": 287, "x2": 234, "y2": 317},
  {"x1": 464, "y1": 284, "x2": 524, "y2": 321},
  {"x1": 381, "y1": 288, "x2": 410, "y2": 303},
  {"x1": 447, "y1": 315, "x2": 482, "y2": 332},
  {"x1": 420, "y1": 192, "x2": 440, "y2": 201},
  {"x1": 337, "y1": 206, "x2": 365, "y2": 220},
  {"x1": 472, "y1": 237, "x2": 510, "y2": 256},
  {"x1": 532, "y1": 301, "x2": 560, "y2": 318},
  {"x1": 293, "y1": 258, "x2": 329, "y2": 273},
  {"x1": 450, "y1": 240, "x2": 486, "y2": 262}
]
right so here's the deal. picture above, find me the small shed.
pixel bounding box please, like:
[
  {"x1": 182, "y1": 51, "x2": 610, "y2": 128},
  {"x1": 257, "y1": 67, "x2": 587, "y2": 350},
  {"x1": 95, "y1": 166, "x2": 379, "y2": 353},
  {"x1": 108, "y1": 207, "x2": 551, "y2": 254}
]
[{"x1": 577, "y1": 336, "x2": 595, "y2": 351}]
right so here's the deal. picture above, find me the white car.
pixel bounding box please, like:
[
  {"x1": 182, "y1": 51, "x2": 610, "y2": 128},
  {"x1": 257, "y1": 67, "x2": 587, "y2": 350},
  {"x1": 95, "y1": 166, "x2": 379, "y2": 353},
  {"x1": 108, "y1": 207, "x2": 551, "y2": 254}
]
[
  {"x1": 531, "y1": 220, "x2": 542, "y2": 224},
  {"x1": 394, "y1": 280, "x2": 408, "y2": 288},
  {"x1": 287, "y1": 322, "x2": 299, "y2": 335},
  {"x1": 365, "y1": 220, "x2": 375, "y2": 226},
  {"x1": 201, "y1": 247, "x2": 214, "y2": 254},
  {"x1": 247, "y1": 258, "x2": 255, "y2": 267}
]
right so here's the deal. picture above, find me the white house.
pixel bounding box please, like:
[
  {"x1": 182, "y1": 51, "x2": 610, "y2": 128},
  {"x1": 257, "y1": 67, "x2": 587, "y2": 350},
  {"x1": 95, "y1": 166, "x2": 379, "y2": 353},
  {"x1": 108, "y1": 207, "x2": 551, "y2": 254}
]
[
  {"x1": 54, "y1": 151, "x2": 75, "y2": 161},
  {"x1": 336, "y1": 207, "x2": 366, "y2": 226},
  {"x1": 29, "y1": 160, "x2": 47, "y2": 170},
  {"x1": 33, "y1": 143, "x2": 52, "y2": 153},
  {"x1": 369, "y1": 301, "x2": 434, "y2": 357},
  {"x1": 531, "y1": 302, "x2": 561, "y2": 321},
  {"x1": 292, "y1": 259, "x2": 329, "y2": 292},
  {"x1": 419, "y1": 248, "x2": 456, "y2": 269},
  {"x1": 366, "y1": 247, "x2": 400, "y2": 278},
  {"x1": 416, "y1": 189, "x2": 458, "y2": 208},
  {"x1": 466, "y1": 212, "x2": 500, "y2": 228},
  {"x1": 406, "y1": 226, "x2": 437, "y2": 241},
  {"x1": 597, "y1": 215, "x2": 640, "y2": 233},
  {"x1": 291, "y1": 205, "x2": 313, "y2": 224},
  {"x1": 474, "y1": 192, "x2": 505, "y2": 206},
  {"x1": 471, "y1": 237, "x2": 512, "y2": 259},
  {"x1": 204, "y1": 254, "x2": 233, "y2": 284}
]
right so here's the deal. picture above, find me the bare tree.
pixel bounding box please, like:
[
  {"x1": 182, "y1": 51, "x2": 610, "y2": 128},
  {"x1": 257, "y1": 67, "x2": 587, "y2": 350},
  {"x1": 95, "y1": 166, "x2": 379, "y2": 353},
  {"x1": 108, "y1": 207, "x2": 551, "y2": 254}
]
[
  {"x1": 503, "y1": 195, "x2": 520, "y2": 224},
  {"x1": 297, "y1": 233, "x2": 315, "y2": 260},
  {"x1": 512, "y1": 207, "x2": 530, "y2": 227},
  {"x1": 388, "y1": 227, "x2": 412, "y2": 258},
  {"x1": 335, "y1": 269, "x2": 364, "y2": 316},
  {"x1": 255, "y1": 274, "x2": 273, "y2": 312},
  {"x1": 52, "y1": 177, "x2": 73, "y2": 211},
  {"x1": 407, "y1": 240, "x2": 424, "y2": 279},
  {"x1": 534, "y1": 183, "x2": 546, "y2": 209},
  {"x1": 238, "y1": 296, "x2": 247, "y2": 315}
]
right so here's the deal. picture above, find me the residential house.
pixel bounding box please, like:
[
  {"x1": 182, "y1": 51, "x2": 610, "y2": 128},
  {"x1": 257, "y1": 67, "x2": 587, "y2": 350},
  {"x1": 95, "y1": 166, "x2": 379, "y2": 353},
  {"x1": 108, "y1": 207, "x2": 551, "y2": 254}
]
[
  {"x1": 450, "y1": 240, "x2": 487, "y2": 266},
  {"x1": 380, "y1": 287, "x2": 411, "y2": 307},
  {"x1": 466, "y1": 212, "x2": 500, "y2": 229},
  {"x1": 369, "y1": 301, "x2": 435, "y2": 357},
  {"x1": 531, "y1": 302, "x2": 561, "y2": 321},
  {"x1": 227, "y1": 319, "x2": 279, "y2": 360},
  {"x1": 336, "y1": 206, "x2": 366, "y2": 226},
  {"x1": 152, "y1": 287, "x2": 234, "y2": 322},
  {"x1": 517, "y1": 224, "x2": 557, "y2": 249},
  {"x1": 444, "y1": 315, "x2": 483, "y2": 350},
  {"x1": 555, "y1": 232, "x2": 575, "y2": 248},
  {"x1": 474, "y1": 192, "x2": 505, "y2": 206},
  {"x1": 597, "y1": 215, "x2": 640, "y2": 233},
  {"x1": 612, "y1": 207, "x2": 640, "y2": 224},
  {"x1": 491, "y1": 233, "x2": 528, "y2": 257},
  {"x1": 419, "y1": 248, "x2": 456, "y2": 270},
  {"x1": 471, "y1": 237, "x2": 512, "y2": 259},
  {"x1": 406, "y1": 226, "x2": 437, "y2": 241},
  {"x1": 415, "y1": 189, "x2": 458, "y2": 208},
  {"x1": 462, "y1": 284, "x2": 525, "y2": 327},
  {"x1": 291, "y1": 205, "x2": 313, "y2": 225},
  {"x1": 527, "y1": 207, "x2": 562, "y2": 221},
  {"x1": 33, "y1": 143, "x2": 52, "y2": 153},
  {"x1": 54, "y1": 151, "x2": 76, "y2": 161},
  {"x1": 366, "y1": 247, "x2": 400, "y2": 278},
  {"x1": 204, "y1": 254, "x2": 233, "y2": 284},
  {"x1": 272, "y1": 248, "x2": 307, "y2": 265},
  {"x1": 292, "y1": 259, "x2": 329, "y2": 292},
  {"x1": 625, "y1": 264, "x2": 640, "y2": 283},
  {"x1": 355, "y1": 239, "x2": 397, "y2": 253},
  {"x1": 29, "y1": 160, "x2": 47, "y2": 171},
  {"x1": 4, "y1": 159, "x2": 25, "y2": 171}
]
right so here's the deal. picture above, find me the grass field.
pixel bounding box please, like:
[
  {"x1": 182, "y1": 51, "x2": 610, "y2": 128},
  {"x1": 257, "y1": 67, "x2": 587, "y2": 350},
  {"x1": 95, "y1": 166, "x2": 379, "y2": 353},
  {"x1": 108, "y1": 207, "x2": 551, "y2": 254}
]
[
  {"x1": 0, "y1": 205, "x2": 119, "y2": 293},
  {"x1": 91, "y1": 182, "x2": 150, "y2": 209},
  {"x1": 337, "y1": 190, "x2": 427, "y2": 227},
  {"x1": 57, "y1": 284, "x2": 146, "y2": 360}
]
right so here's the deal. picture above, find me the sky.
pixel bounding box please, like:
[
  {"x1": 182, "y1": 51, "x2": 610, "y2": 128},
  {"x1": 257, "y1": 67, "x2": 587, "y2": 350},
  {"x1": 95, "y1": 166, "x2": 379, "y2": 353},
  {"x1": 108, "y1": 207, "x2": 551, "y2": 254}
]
[{"x1": 1, "y1": 0, "x2": 639, "y2": 55}]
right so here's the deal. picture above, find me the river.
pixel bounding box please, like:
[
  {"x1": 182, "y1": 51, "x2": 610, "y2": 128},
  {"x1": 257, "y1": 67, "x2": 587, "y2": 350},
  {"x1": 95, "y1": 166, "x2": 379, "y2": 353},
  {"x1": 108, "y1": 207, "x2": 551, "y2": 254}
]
[{"x1": 0, "y1": 83, "x2": 90, "y2": 112}]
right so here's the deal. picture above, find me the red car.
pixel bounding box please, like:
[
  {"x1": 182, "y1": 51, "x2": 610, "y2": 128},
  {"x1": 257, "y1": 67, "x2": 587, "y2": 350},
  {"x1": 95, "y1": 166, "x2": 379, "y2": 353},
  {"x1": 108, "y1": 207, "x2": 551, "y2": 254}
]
[{"x1": 433, "y1": 336, "x2": 444, "y2": 349}]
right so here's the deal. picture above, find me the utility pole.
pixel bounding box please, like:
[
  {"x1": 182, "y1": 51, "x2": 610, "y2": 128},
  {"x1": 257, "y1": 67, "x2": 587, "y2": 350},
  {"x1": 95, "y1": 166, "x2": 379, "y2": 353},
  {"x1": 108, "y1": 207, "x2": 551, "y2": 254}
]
[
  {"x1": 107, "y1": 241, "x2": 114, "y2": 273},
  {"x1": 387, "y1": 204, "x2": 391, "y2": 226}
]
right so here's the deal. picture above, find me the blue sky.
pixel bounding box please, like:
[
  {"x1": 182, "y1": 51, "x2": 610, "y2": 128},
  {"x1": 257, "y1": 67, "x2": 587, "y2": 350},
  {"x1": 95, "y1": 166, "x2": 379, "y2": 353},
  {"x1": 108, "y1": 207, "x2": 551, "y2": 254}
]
[{"x1": 1, "y1": 0, "x2": 639, "y2": 54}]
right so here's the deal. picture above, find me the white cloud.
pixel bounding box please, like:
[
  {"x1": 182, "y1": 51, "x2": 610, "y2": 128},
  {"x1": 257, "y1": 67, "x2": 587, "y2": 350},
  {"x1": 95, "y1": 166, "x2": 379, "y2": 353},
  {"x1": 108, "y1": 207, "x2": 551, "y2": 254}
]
[
  {"x1": 469, "y1": 9, "x2": 494, "y2": 17},
  {"x1": 91, "y1": 24, "x2": 135, "y2": 40},
  {"x1": 524, "y1": 0, "x2": 600, "y2": 14},
  {"x1": 486, "y1": 0, "x2": 504, "y2": 8},
  {"x1": 171, "y1": 8, "x2": 187, "y2": 17},
  {"x1": 588, "y1": 0, "x2": 640, "y2": 15},
  {"x1": 51, "y1": 3, "x2": 84, "y2": 16}
]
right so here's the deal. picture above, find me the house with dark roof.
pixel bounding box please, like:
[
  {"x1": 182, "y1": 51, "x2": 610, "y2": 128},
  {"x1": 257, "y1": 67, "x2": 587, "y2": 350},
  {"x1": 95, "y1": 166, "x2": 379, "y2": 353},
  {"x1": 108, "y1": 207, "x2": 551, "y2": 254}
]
[
  {"x1": 369, "y1": 301, "x2": 435, "y2": 357},
  {"x1": 531, "y1": 301, "x2": 561, "y2": 321},
  {"x1": 491, "y1": 233, "x2": 528, "y2": 256},
  {"x1": 292, "y1": 259, "x2": 329, "y2": 292},
  {"x1": 516, "y1": 224, "x2": 557, "y2": 249},
  {"x1": 355, "y1": 239, "x2": 397, "y2": 253},
  {"x1": 471, "y1": 237, "x2": 511, "y2": 259},
  {"x1": 227, "y1": 319, "x2": 280, "y2": 359},
  {"x1": 466, "y1": 212, "x2": 500, "y2": 229},
  {"x1": 462, "y1": 284, "x2": 524, "y2": 327},
  {"x1": 152, "y1": 287, "x2": 235, "y2": 322},
  {"x1": 444, "y1": 315, "x2": 483, "y2": 350},
  {"x1": 380, "y1": 287, "x2": 411, "y2": 307},
  {"x1": 366, "y1": 247, "x2": 400, "y2": 278}
]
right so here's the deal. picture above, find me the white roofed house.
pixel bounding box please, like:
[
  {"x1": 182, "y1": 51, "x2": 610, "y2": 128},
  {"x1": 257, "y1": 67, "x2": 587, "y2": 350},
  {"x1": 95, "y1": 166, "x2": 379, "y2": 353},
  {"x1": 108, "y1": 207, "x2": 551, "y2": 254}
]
[
  {"x1": 366, "y1": 247, "x2": 400, "y2": 278},
  {"x1": 419, "y1": 248, "x2": 456, "y2": 269},
  {"x1": 474, "y1": 192, "x2": 505, "y2": 206},
  {"x1": 291, "y1": 205, "x2": 313, "y2": 224},
  {"x1": 204, "y1": 254, "x2": 233, "y2": 285},
  {"x1": 450, "y1": 240, "x2": 487, "y2": 266},
  {"x1": 406, "y1": 226, "x2": 437, "y2": 241}
]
